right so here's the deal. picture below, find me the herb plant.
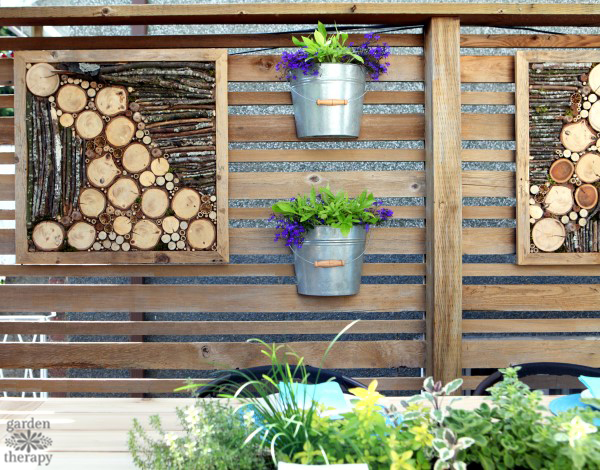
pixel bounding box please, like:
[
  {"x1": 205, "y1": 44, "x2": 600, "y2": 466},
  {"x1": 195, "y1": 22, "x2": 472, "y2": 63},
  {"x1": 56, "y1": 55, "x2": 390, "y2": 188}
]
[
  {"x1": 128, "y1": 399, "x2": 272, "y2": 470},
  {"x1": 276, "y1": 22, "x2": 391, "y2": 80},
  {"x1": 271, "y1": 187, "x2": 393, "y2": 248}
]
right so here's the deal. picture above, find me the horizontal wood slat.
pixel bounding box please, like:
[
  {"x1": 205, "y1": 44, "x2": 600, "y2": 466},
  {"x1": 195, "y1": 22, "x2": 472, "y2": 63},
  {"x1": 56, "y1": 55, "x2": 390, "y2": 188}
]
[
  {"x1": 0, "y1": 263, "x2": 425, "y2": 278},
  {"x1": 0, "y1": 227, "x2": 517, "y2": 255},
  {"x1": 0, "y1": 284, "x2": 425, "y2": 312},
  {"x1": 0, "y1": 340, "x2": 425, "y2": 369},
  {"x1": 0, "y1": 152, "x2": 15, "y2": 164},
  {"x1": 463, "y1": 318, "x2": 600, "y2": 333},
  {"x1": 2, "y1": 34, "x2": 600, "y2": 51},
  {"x1": 2, "y1": 4, "x2": 600, "y2": 27},
  {"x1": 0, "y1": 95, "x2": 13, "y2": 108},
  {"x1": 461, "y1": 374, "x2": 585, "y2": 391},
  {"x1": 464, "y1": 284, "x2": 600, "y2": 310},
  {"x1": 1, "y1": 319, "x2": 425, "y2": 335},
  {"x1": 463, "y1": 339, "x2": 600, "y2": 368},
  {"x1": 0, "y1": 376, "x2": 425, "y2": 393}
]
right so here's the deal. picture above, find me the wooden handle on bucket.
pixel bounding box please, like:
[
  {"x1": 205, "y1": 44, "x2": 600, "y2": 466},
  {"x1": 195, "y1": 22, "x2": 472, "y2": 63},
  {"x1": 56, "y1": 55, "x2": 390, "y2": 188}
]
[
  {"x1": 316, "y1": 99, "x2": 348, "y2": 106},
  {"x1": 314, "y1": 260, "x2": 345, "y2": 268}
]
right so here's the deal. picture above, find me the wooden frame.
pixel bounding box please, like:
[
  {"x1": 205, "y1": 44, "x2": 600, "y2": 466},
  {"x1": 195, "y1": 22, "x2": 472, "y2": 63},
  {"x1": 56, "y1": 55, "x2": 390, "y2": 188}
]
[
  {"x1": 516, "y1": 50, "x2": 600, "y2": 265},
  {"x1": 14, "y1": 49, "x2": 229, "y2": 265}
]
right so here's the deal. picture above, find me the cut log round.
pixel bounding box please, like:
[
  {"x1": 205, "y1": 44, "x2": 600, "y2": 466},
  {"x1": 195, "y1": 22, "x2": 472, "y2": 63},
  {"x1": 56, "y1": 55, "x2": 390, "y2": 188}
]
[
  {"x1": 78, "y1": 187, "x2": 106, "y2": 218},
  {"x1": 531, "y1": 218, "x2": 566, "y2": 252},
  {"x1": 588, "y1": 101, "x2": 600, "y2": 132},
  {"x1": 575, "y1": 184, "x2": 599, "y2": 210},
  {"x1": 544, "y1": 185, "x2": 574, "y2": 215},
  {"x1": 105, "y1": 116, "x2": 136, "y2": 147},
  {"x1": 95, "y1": 86, "x2": 128, "y2": 117},
  {"x1": 171, "y1": 188, "x2": 200, "y2": 219},
  {"x1": 113, "y1": 215, "x2": 132, "y2": 235},
  {"x1": 187, "y1": 219, "x2": 216, "y2": 250},
  {"x1": 32, "y1": 221, "x2": 64, "y2": 251},
  {"x1": 87, "y1": 154, "x2": 120, "y2": 188},
  {"x1": 59, "y1": 113, "x2": 74, "y2": 128},
  {"x1": 56, "y1": 84, "x2": 87, "y2": 113},
  {"x1": 560, "y1": 120, "x2": 597, "y2": 153},
  {"x1": 589, "y1": 64, "x2": 600, "y2": 95},
  {"x1": 67, "y1": 221, "x2": 97, "y2": 251},
  {"x1": 139, "y1": 170, "x2": 156, "y2": 187},
  {"x1": 131, "y1": 219, "x2": 161, "y2": 250},
  {"x1": 549, "y1": 158, "x2": 574, "y2": 183},
  {"x1": 529, "y1": 204, "x2": 544, "y2": 220},
  {"x1": 75, "y1": 110, "x2": 104, "y2": 140},
  {"x1": 122, "y1": 143, "x2": 150, "y2": 173},
  {"x1": 150, "y1": 157, "x2": 169, "y2": 176},
  {"x1": 575, "y1": 152, "x2": 600, "y2": 183},
  {"x1": 26, "y1": 63, "x2": 60, "y2": 97},
  {"x1": 141, "y1": 188, "x2": 169, "y2": 219},
  {"x1": 107, "y1": 177, "x2": 140, "y2": 210},
  {"x1": 162, "y1": 216, "x2": 180, "y2": 234}
]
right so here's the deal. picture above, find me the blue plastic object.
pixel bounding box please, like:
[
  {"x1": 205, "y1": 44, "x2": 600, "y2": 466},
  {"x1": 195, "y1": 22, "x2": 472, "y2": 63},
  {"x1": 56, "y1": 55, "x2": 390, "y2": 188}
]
[{"x1": 549, "y1": 394, "x2": 600, "y2": 426}]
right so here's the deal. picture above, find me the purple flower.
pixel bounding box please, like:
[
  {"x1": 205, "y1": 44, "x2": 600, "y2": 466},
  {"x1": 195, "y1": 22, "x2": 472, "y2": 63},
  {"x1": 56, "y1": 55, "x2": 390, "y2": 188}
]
[{"x1": 272, "y1": 215, "x2": 306, "y2": 248}]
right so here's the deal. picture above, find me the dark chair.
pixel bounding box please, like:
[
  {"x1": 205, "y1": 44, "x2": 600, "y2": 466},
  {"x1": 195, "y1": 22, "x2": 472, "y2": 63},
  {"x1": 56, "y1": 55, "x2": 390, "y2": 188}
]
[
  {"x1": 195, "y1": 365, "x2": 367, "y2": 398},
  {"x1": 474, "y1": 362, "x2": 600, "y2": 396}
]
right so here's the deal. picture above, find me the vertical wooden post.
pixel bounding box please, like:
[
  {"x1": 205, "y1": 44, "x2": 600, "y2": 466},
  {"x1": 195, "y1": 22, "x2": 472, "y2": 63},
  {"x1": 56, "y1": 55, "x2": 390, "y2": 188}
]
[
  {"x1": 424, "y1": 18, "x2": 463, "y2": 386},
  {"x1": 131, "y1": 0, "x2": 148, "y2": 36}
]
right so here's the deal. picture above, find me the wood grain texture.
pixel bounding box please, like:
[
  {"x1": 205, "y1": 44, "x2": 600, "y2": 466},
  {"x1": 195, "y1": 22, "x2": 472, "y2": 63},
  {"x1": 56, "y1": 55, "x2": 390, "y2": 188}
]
[
  {"x1": 463, "y1": 339, "x2": 600, "y2": 368},
  {"x1": 463, "y1": 318, "x2": 600, "y2": 333},
  {"x1": 424, "y1": 18, "x2": 462, "y2": 386},
  {"x1": 0, "y1": 340, "x2": 425, "y2": 369},
  {"x1": 2, "y1": 4, "x2": 600, "y2": 27},
  {"x1": 0, "y1": 284, "x2": 425, "y2": 312}
]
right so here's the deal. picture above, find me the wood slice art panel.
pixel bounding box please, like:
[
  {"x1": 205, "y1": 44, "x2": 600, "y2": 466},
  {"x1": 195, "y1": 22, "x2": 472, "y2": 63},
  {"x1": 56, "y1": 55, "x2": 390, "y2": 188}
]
[
  {"x1": 16, "y1": 49, "x2": 228, "y2": 264},
  {"x1": 517, "y1": 51, "x2": 600, "y2": 264}
]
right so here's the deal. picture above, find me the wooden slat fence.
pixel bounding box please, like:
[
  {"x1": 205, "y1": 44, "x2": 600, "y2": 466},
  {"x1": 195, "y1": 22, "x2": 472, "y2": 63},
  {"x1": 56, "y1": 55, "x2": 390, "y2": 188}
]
[{"x1": 0, "y1": 5, "x2": 599, "y2": 395}]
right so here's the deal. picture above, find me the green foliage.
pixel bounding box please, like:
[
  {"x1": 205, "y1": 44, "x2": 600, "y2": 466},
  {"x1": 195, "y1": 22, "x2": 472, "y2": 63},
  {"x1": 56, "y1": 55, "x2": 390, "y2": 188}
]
[
  {"x1": 291, "y1": 22, "x2": 364, "y2": 65},
  {"x1": 272, "y1": 186, "x2": 385, "y2": 236},
  {"x1": 128, "y1": 399, "x2": 272, "y2": 470},
  {"x1": 443, "y1": 367, "x2": 600, "y2": 470}
]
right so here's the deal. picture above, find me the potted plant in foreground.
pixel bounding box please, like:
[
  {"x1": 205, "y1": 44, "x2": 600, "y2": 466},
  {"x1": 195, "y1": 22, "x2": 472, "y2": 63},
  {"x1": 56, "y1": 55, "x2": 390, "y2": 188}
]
[
  {"x1": 276, "y1": 22, "x2": 391, "y2": 138},
  {"x1": 271, "y1": 187, "x2": 393, "y2": 296}
]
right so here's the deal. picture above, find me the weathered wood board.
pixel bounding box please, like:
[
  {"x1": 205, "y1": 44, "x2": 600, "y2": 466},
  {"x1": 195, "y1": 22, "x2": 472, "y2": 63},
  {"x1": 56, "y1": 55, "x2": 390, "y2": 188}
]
[
  {"x1": 14, "y1": 49, "x2": 229, "y2": 264},
  {"x1": 516, "y1": 51, "x2": 600, "y2": 264}
]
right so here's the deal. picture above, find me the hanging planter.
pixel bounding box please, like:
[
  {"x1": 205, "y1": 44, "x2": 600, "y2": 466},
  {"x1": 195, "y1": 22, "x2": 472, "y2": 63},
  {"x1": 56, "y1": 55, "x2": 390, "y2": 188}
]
[
  {"x1": 272, "y1": 187, "x2": 393, "y2": 296},
  {"x1": 277, "y1": 23, "x2": 391, "y2": 139}
]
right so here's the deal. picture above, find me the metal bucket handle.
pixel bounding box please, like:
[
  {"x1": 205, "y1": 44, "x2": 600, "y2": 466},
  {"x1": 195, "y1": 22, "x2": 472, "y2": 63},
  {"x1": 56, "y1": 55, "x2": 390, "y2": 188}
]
[
  {"x1": 290, "y1": 85, "x2": 367, "y2": 105},
  {"x1": 290, "y1": 231, "x2": 370, "y2": 267}
]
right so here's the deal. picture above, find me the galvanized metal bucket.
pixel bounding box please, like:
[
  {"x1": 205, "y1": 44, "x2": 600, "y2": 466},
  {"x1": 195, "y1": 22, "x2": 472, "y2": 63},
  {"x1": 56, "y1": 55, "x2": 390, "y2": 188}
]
[
  {"x1": 292, "y1": 226, "x2": 367, "y2": 296},
  {"x1": 290, "y1": 63, "x2": 366, "y2": 139}
]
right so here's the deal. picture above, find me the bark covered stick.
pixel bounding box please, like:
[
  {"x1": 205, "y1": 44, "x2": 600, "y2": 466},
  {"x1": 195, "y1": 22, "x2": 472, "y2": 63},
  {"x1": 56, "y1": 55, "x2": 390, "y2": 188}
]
[
  {"x1": 99, "y1": 62, "x2": 214, "y2": 73},
  {"x1": 145, "y1": 117, "x2": 212, "y2": 129}
]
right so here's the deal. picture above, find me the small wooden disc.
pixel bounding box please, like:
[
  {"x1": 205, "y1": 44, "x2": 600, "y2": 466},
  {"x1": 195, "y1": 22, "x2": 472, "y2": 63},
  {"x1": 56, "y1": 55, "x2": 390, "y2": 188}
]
[
  {"x1": 95, "y1": 86, "x2": 128, "y2": 117},
  {"x1": 105, "y1": 116, "x2": 136, "y2": 147},
  {"x1": 26, "y1": 63, "x2": 60, "y2": 97},
  {"x1": 78, "y1": 187, "x2": 106, "y2": 217},
  {"x1": 122, "y1": 143, "x2": 150, "y2": 173},
  {"x1": 131, "y1": 219, "x2": 161, "y2": 250},
  {"x1": 588, "y1": 101, "x2": 600, "y2": 132},
  {"x1": 75, "y1": 110, "x2": 104, "y2": 140},
  {"x1": 162, "y1": 215, "x2": 180, "y2": 234},
  {"x1": 575, "y1": 152, "x2": 600, "y2": 183},
  {"x1": 544, "y1": 185, "x2": 574, "y2": 215},
  {"x1": 107, "y1": 177, "x2": 140, "y2": 210},
  {"x1": 32, "y1": 221, "x2": 64, "y2": 251},
  {"x1": 575, "y1": 184, "x2": 599, "y2": 210},
  {"x1": 171, "y1": 188, "x2": 200, "y2": 219},
  {"x1": 560, "y1": 120, "x2": 597, "y2": 153},
  {"x1": 187, "y1": 219, "x2": 216, "y2": 250},
  {"x1": 139, "y1": 170, "x2": 156, "y2": 187},
  {"x1": 529, "y1": 204, "x2": 544, "y2": 219},
  {"x1": 113, "y1": 215, "x2": 132, "y2": 235},
  {"x1": 59, "y1": 113, "x2": 74, "y2": 128},
  {"x1": 531, "y1": 218, "x2": 566, "y2": 252},
  {"x1": 589, "y1": 64, "x2": 600, "y2": 95},
  {"x1": 67, "y1": 221, "x2": 96, "y2": 251},
  {"x1": 141, "y1": 188, "x2": 169, "y2": 218},
  {"x1": 56, "y1": 84, "x2": 87, "y2": 113},
  {"x1": 549, "y1": 158, "x2": 574, "y2": 183},
  {"x1": 87, "y1": 154, "x2": 120, "y2": 188},
  {"x1": 150, "y1": 157, "x2": 169, "y2": 176}
]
